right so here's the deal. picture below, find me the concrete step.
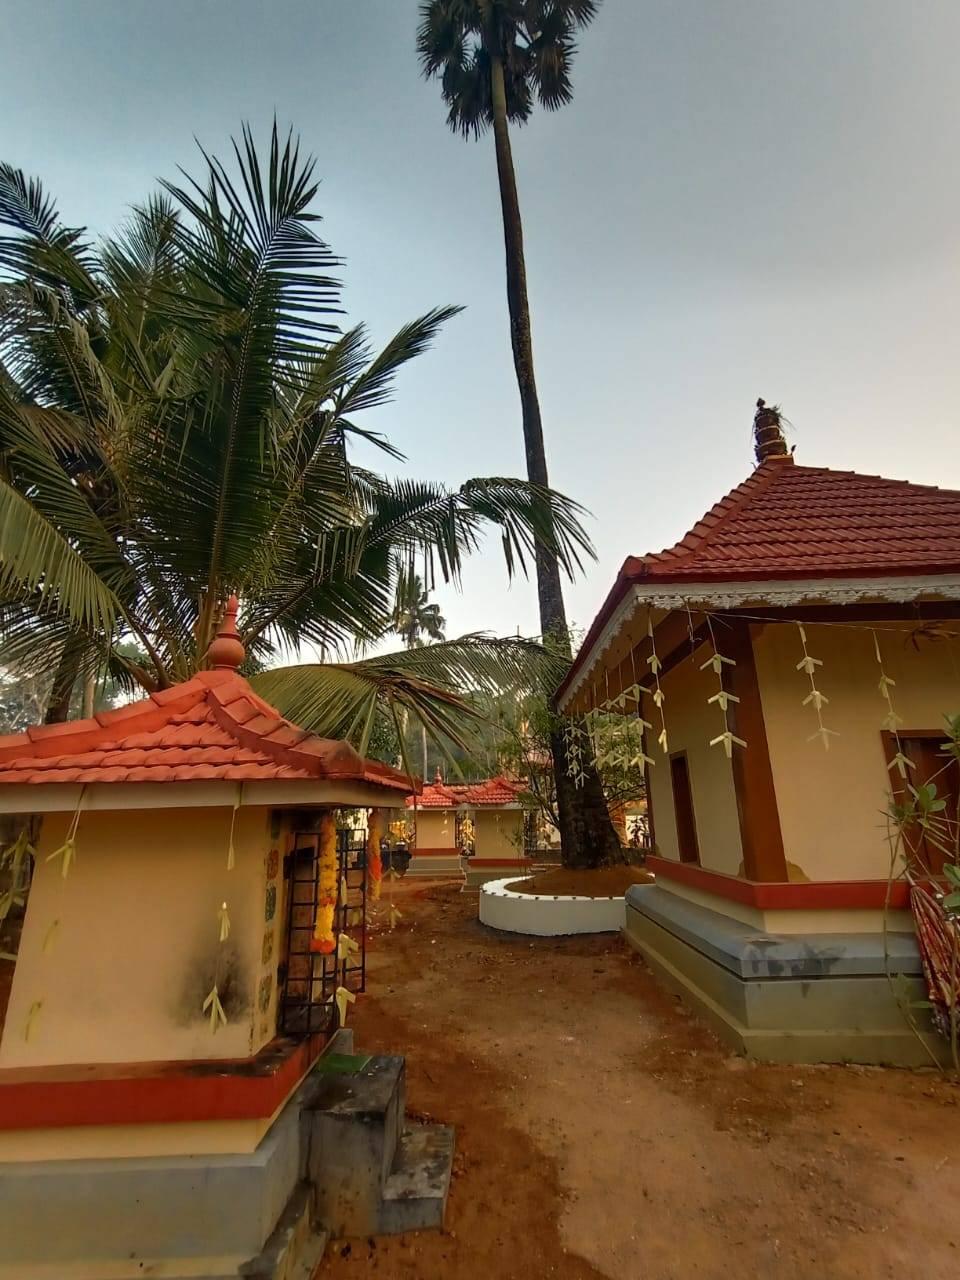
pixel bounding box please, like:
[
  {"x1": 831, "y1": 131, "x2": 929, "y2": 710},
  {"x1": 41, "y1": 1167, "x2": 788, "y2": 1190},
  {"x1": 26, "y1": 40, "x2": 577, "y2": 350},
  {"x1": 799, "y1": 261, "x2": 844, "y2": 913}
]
[
  {"x1": 379, "y1": 1124, "x2": 455, "y2": 1235},
  {"x1": 303, "y1": 1054, "x2": 454, "y2": 1240},
  {"x1": 304, "y1": 1055, "x2": 406, "y2": 1236}
]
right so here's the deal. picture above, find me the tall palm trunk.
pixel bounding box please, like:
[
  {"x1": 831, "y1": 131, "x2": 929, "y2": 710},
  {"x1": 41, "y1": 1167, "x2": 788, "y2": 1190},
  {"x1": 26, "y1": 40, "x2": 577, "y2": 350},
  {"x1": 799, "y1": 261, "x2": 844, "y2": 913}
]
[{"x1": 489, "y1": 56, "x2": 623, "y2": 868}]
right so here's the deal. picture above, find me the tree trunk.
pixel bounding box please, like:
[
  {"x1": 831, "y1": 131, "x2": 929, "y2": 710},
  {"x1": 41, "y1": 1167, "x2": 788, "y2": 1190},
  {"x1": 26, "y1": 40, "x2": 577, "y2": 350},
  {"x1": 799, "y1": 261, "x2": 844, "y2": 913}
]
[
  {"x1": 489, "y1": 56, "x2": 623, "y2": 868},
  {"x1": 421, "y1": 723, "x2": 429, "y2": 783},
  {"x1": 43, "y1": 637, "x2": 85, "y2": 725},
  {"x1": 81, "y1": 670, "x2": 96, "y2": 719}
]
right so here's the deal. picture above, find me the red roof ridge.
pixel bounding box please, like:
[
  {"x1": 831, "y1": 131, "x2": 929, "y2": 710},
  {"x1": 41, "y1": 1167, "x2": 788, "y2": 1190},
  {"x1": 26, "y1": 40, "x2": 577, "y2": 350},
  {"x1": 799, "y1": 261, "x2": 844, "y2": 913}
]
[{"x1": 632, "y1": 458, "x2": 788, "y2": 576}]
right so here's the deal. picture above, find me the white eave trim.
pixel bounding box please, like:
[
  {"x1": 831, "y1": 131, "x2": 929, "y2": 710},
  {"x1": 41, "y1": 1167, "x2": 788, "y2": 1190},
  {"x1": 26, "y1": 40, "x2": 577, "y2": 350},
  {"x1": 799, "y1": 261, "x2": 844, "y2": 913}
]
[
  {"x1": 0, "y1": 777, "x2": 409, "y2": 815},
  {"x1": 557, "y1": 573, "x2": 960, "y2": 710}
]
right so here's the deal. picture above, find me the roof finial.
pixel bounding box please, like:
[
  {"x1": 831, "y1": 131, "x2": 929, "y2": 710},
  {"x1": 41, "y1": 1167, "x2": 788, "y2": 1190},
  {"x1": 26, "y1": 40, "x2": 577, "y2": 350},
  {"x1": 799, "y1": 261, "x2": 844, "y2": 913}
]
[
  {"x1": 206, "y1": 595, "x2": 246, "y2": 670},
  {"x1": 753, "y1": 399, "x2": 792, "y2": 466},
  {"x1": 434, "y1": 766, "x2": 443, "y2": 785}
]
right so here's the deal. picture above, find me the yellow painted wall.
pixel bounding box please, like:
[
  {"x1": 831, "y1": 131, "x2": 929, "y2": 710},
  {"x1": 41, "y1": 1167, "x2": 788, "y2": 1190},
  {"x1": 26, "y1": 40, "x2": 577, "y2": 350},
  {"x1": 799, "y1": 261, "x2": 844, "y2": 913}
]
[
  {"x1": 754, "y1": 621, "x2": 960, "y2": 883},
  {"x1": 0, "y1": 1117, "x2": 272, "y2": 1162},
  {"x1": 0, "y1": 805, "x2": 282, "y2": 1069},
  {"x1": 475, "y1": 809, "x2": 524, "y2": 860},
  {"x1": 645, "y1": 659, "x2": 744, "y2": 876},
  {"x1": 413, "y1": 810, "x2": 456, "y2": 849}
]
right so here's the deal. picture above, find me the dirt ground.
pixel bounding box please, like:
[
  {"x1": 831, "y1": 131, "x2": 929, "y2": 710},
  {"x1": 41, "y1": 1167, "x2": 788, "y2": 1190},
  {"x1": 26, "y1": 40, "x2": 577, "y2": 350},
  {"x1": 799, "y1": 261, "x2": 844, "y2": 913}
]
[{"x1": 319, "y1": 877, "x2": 960, "y2": 1280}]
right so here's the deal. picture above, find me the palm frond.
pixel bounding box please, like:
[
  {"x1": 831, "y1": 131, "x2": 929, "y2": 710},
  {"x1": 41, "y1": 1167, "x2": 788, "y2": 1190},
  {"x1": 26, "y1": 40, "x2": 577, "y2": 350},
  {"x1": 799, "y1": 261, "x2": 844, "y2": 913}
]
[
  {"x1": 0, "y1": 480, "x2": 122, "y2": 634},
  {"x1": 252, "y1": 632, "x2": 566, "y2": 757}
]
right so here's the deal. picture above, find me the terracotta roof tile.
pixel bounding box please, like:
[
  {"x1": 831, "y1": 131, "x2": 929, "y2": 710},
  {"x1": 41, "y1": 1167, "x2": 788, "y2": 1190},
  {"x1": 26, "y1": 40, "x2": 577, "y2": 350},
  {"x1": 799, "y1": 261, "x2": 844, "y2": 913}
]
[
  {"x1": 636, "y1": 460, "x2": 960, "y2": 583},
  {"x1": 407, "y1": 775, "x2": 525, "y2": 809},
  {"x1": 557, "y1": 457, "x2": 960, "y2": 704},
  {"x1": 0, "y1": 670, "x2": 411, "y2": 795}
]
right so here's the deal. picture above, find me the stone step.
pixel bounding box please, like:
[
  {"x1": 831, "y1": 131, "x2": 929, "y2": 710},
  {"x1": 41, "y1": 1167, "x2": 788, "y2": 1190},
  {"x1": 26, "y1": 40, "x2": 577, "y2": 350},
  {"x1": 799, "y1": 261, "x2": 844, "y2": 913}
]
[
  {"x1": 304, "y1": 1055, "x2": 406, "y2": 1237},
  {"x1": 378, "y1": 1124, "x2": 455, "y2": 1236}
]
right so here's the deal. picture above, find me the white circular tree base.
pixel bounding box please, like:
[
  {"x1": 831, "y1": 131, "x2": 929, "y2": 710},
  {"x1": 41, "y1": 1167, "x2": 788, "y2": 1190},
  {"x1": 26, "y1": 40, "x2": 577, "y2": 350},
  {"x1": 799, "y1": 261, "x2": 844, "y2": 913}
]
[{"x1": 478, "y1": 877, "x2": 626, "y2": 936}]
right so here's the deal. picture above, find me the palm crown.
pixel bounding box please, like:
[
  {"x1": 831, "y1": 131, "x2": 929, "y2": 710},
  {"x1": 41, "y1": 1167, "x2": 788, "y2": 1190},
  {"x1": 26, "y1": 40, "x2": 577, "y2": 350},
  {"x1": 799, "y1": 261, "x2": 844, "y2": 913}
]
[
  {"x1": 0, "y1": 124, "x2": 592, "y2": 756},
  {"x1": 417, "y1": 0, "x2": 600, "y2": 136},
  {"x1": 393, "y1": 572, "x2": 447, "y2": 649}
]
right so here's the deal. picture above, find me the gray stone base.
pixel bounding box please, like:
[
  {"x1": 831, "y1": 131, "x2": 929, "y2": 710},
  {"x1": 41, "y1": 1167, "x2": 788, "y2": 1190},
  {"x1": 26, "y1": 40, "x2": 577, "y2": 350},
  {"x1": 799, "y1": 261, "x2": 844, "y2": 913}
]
[
  {"x1": 0, "y1": 1030, "x2": 455, "y2": 1278},
  {"x1": 624, "y1": 885, "x2": 948, "y2": 1067},
  {"x1": 406, "y1": 854, "x2": 463, "y2": 877},
  {"x1": 0, "y1": 1032, "x2": 354, "y2": 1280}
]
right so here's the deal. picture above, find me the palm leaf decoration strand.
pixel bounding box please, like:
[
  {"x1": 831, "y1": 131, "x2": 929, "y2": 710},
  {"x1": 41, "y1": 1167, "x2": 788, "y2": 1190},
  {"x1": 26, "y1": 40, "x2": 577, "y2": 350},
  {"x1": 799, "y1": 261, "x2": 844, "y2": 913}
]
[{"x1": 0, "y1": 123, "x2": 589, "y2": 758}]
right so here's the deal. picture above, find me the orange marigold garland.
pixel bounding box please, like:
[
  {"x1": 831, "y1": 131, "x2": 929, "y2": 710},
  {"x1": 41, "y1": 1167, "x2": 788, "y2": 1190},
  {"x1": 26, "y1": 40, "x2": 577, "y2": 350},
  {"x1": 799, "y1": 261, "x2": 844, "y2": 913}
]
[
  {"x1": 367, "y1": 808, "x2": 383, "y2": 902},
  {"x1": 309, "y1": 810, "x2": 338, "y2": 955}
]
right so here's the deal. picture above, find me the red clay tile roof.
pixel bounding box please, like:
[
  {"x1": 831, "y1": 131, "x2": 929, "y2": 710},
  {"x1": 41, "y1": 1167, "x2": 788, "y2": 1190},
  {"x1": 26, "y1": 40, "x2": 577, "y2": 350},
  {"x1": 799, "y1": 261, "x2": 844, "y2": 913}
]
[
  {"x1": 406, "y1": 775, "x2": 525, "y2": 810},
  {"x1": 0, "y1": 668, "x2": 411, "y2": 792},
  {"x1": 557, "y1": 456, "x2": 960, "y2": 704},
  {"x1": 628, "y1": 458, "x2": 960, "y2": 584}
]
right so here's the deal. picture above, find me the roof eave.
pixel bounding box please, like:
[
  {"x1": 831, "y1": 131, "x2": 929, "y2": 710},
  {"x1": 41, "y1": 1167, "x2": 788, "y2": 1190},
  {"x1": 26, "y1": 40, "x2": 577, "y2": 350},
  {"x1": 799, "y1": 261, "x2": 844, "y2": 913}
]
[{"x1": 556, "y1": 571, "x2": 960, "y2": 711}]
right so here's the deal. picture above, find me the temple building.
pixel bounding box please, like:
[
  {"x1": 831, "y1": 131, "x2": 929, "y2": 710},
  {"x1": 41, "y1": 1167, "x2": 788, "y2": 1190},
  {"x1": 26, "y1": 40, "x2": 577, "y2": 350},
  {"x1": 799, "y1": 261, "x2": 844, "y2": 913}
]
[
  {"x1": 406, "y1": 770, "x2": 532, "y2": 885},
  {"x1": 0, "y1": 600, "x2": 431, "y2": 1277},
  {"x1": 556, "y1": 402, "x2": 960, "y2": 1066}
]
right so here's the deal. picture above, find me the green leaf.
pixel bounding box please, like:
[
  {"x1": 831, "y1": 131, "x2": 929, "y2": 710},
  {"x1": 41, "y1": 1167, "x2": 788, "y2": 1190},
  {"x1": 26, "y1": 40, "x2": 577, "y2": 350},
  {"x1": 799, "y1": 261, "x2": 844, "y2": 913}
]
[{"x1": 0, "y1": 480, "x2": 121, "y2": 634}]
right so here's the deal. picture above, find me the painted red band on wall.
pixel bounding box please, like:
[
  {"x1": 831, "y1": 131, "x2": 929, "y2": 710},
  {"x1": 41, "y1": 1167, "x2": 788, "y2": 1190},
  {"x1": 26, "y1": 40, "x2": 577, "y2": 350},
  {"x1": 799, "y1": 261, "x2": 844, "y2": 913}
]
[
  {"x1": 0, "y1": 1032, "x2": 327, "y2": 1131},
  {"x1": 646, "y1": 856, "x2": 911, "y2": 910}
]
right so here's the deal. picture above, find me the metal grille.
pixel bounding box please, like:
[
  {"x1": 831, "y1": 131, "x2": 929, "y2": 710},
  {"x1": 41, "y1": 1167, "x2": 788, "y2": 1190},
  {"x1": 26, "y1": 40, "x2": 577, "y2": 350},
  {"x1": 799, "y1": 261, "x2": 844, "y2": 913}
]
[{"x1": 277, "y1": 825, "x2": 367, "y2": 1039}]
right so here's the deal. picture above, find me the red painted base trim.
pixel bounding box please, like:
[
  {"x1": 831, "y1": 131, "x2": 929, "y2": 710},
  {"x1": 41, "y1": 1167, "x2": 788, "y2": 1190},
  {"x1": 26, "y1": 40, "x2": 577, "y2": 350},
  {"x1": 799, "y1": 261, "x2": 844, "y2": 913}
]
[
  {"x1": 0, "y1": 1032, "x2": 328, "y2": 1132},
  {"x1": 646, "y1": 856, "x2": 910, "y2": 910},
  {"x1": 411, "y1": 847, "x2": 460, "y2": 856}
]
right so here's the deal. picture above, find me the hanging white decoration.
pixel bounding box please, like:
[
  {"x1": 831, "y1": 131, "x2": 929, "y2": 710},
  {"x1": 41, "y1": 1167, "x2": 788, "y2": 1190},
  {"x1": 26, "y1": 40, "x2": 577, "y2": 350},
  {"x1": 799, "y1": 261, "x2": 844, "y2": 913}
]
[
  {"x1": 796, "y1": 623, "x2": 838, "y2": 750},
  {"x1": 703, "y1": 621, "x2": 746, "y2": 759},
  {"x1": 873, "y1": 630, "x2": 913, "y2": 779},
  {"x1": 644, "y1": 611, "x2": 670, "y2": 755}
]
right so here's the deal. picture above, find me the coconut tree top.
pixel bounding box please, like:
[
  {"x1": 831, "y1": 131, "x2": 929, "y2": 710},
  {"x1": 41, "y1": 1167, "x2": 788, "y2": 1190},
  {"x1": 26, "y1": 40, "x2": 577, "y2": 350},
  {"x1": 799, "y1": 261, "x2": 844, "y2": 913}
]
[{"x1": 0, "y1": 123, "x2": 592, "y2": 756}]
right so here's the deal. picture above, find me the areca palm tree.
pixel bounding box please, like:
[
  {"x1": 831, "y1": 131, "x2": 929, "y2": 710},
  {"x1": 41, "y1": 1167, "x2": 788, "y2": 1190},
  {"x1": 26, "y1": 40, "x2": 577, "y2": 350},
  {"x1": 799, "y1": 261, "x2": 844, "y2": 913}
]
[
  {"x1": 0, "y1": 125, "x2": 591, "y2": 762},
  {"x1": 418, "y1": 1, "x2": 623, "y2": 865}
]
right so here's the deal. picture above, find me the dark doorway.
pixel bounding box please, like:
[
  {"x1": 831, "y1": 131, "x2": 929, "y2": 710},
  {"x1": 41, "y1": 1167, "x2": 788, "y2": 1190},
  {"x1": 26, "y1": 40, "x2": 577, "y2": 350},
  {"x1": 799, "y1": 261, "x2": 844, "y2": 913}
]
[{"x1": 670, "y1": 752, "x2": 701, "y2": 865}]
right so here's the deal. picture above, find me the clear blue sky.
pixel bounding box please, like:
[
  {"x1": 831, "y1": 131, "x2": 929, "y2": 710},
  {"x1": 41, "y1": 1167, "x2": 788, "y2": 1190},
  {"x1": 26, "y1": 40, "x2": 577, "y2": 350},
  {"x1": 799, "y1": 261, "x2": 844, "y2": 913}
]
[{"x1": 3, "y1": 0, "x2": 959, "y2": 644}]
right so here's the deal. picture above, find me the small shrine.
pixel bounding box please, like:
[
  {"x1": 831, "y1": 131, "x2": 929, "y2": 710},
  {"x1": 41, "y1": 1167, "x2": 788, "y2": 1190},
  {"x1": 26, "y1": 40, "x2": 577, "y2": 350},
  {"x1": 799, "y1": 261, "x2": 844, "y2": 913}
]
[
  {"x1": 556, "y1": 402, "x2": 960, "y2": 1066},
  {"x1": 0, "y1": 599, "x2": 413, "y2": 1277},
  {"x1": 406, "y1": 770, "x2": 532, "y2": 885}
]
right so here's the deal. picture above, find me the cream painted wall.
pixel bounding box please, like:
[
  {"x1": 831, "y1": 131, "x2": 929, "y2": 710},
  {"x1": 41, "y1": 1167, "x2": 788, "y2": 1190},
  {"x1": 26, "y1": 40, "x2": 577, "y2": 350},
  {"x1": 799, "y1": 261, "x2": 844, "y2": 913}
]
[
  {"x1": 0, "y1": 805, "x2": 276, "y2": 1069},
  {"x1": 475, "y1": 809, "x2": 524, "y2": 860},
  {"x1": 754, "y1": 620, "x2": 960, "y2": 882},
  {"x1": 414, "y1": 810, "x2": 456, "y2": 849},
  {"x1": 0, "y1": 1117, "x2": 271, "y2": 1162},
  {"x1": 660, "y1": 877, "x2": 913, "y2": 935},
  {"x1": 646, "y1": 658, "x2": 744, "y2": 876}
]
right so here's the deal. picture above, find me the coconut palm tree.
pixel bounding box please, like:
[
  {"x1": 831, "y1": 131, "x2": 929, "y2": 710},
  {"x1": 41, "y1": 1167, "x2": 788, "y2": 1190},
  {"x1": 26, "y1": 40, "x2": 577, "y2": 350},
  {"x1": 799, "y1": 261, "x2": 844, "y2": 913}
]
[
  {"x1": 393, "y1": 571, "x2": 447, "y2": 650},
  {"x1": 0, "y1": 125, "x2": 591, "y2": 761},
  {"x1": 417, "y1": 1, "x2": 623, "y2": 865},
  {"x1": 392, "y1": 569, "x2": 447, "y2": 776}
]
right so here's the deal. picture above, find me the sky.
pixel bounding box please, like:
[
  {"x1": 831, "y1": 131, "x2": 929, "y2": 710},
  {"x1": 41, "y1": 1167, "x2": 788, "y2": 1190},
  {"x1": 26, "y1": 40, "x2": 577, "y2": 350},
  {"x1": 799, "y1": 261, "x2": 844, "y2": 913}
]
[{"x1": 3, "y1": 0, "x2": 960, "y2": 647}]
